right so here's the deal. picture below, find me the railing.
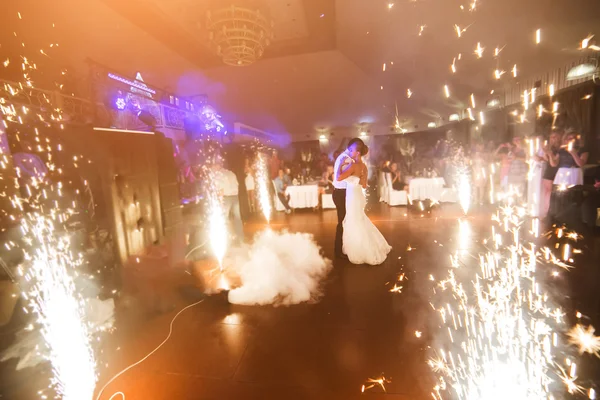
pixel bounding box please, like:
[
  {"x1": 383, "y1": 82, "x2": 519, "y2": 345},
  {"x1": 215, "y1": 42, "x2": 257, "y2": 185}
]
[
  {"x1": 501, "y1": 55, "x2": 596, "y2": 106},
  {"x1": 0, "y1": 78, "x2": 197, "y2": 134}
]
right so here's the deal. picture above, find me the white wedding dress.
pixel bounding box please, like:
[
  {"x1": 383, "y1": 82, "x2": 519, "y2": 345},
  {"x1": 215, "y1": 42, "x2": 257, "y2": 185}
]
[{"x1": 342, "y1": 175, "x2": 391, "y2": 265}]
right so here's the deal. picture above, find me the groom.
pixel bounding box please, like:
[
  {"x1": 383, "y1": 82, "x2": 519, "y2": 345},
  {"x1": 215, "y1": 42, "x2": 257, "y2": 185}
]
[{"x1": 333, "y1": 138, "x2": 365, "y2": 259}]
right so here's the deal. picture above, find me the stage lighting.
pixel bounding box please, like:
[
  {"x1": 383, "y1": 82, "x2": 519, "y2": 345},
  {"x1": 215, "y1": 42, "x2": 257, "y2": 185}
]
[
  {"x1": 566, "y1": 62, "x2": 598, "y2": 81},
  {"x1": 115, "y1": 97, "x2": 127, "y2": 110}
]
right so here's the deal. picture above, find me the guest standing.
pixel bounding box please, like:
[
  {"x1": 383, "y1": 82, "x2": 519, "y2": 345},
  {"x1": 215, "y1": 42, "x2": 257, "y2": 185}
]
[
  {"x1": 269, "y1": 149, "x2": 282, "y2": 180},
  {"x1": 319, "y1": 165, "x2": 335, "y2": 194},
  {"x1": 552, "y1": 132, "x2": 589, "y2": 188},
  {"x1": 213, "y1": 161, "x2": 244, "y2": 243},
  {"x1": 273, "y1": 168, "x2": 292, "y2": 214},
  {"x1": 536, "y1": 130, "x2": 561, "y2": 218},
  {"x1": 581, "y1": 166, "x2": 600, "y2": 230},
  {"x1": 507, "y1": 136, "x2": 528, "y2": 197},
  {"x1": 389, "y1": 162, "x2": 406, "y2": 191},
  {"x1": 244, "y1": 164, "x2": 256, "y2": 213}
]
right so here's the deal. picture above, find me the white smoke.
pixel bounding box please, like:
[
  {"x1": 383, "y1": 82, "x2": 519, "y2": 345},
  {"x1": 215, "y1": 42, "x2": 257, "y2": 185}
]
[{"x1": 227, "y1": 229, "x2": 332, "y2": 306}]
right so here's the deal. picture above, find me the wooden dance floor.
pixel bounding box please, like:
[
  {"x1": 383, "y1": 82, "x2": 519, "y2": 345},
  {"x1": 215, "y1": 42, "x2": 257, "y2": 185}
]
[{"x1": 2, "y1": 203, "x2": 600, "y2": 400}]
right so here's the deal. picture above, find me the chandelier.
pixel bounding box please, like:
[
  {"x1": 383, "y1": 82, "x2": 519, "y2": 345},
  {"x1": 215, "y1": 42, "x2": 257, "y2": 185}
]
[{"x1": 206, "y1": 5, "x2": 274, "y2": 67}]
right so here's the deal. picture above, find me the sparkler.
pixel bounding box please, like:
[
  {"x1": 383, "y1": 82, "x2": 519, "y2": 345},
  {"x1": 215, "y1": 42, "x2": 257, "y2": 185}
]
[
  {"x1": 444, "y1": 85, "x2": 450, "y2": 98},
  {"x1": 407, "y1": 88, "x2": 413, "y2": 98},
  {"x1": 454, "y1": 24, "x2": 470, "y2": 38},
  {"x1": 362, "y1": 376, "x2": 390, "y2": 392},
  {"x1": 3, "y1": 12, "x2": 100, "y2": 399},
  {"x1": 429, "y1": 198, "x2": 596, "y2": 399},
  {"x1": 457, "y1": 172, "x2": 471, "y2": 214},
  {"x1": 523, "y1": 89, "x2": 530, "y2": 110},
  {"x1": 20, "y1": 214, "x2": 97, "y2": 400},
  {"x1": 206, "y1": 165, "x2": 228, "y2": 270},
  {"x1": 474, "y1": 42, "x2": 484, "y2": 58},
  {"x1": 581, "y1": 34, "x2": 594, "y2": 49},
  {"x1": 254, "y1": 152, "x2": 272, "y2": 223},
  {"x1": 568, "y1": 325, "x2": 600, "y2": 357},
  {"x1": 549, "y1": 84, "x2": 555, "y2": 97},
  {"x1": 470, "y1": 93, "x2": 476, "y2": 108},
  {"x1": 536, "y1": 28, "x2": 542, "y2": 44},
  {"x1": 512, "y1": 64, "x2": 518, "y2": 77}
]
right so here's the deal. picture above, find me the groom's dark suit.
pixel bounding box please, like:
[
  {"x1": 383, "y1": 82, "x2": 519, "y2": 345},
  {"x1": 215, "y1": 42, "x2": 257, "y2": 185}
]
[{"x1": 333, "y1": 152, "x2": 351, "y2": 258}]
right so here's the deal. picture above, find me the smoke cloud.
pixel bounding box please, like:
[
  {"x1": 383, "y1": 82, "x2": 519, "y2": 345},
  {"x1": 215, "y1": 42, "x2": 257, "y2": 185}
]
[{"x1": 227, "y1": 229, "x2": 332, "y2": 306}]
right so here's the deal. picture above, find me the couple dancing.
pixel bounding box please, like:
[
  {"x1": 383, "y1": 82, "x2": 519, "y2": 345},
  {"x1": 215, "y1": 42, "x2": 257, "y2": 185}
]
[{"x1": 333, "y1": 138, "x2": 391, "y2": 265}]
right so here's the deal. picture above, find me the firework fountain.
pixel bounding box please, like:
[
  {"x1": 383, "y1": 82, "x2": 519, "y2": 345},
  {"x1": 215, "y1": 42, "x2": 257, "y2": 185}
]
[
  {"x1": 19, "y1": 213, "x2": 97, "y2": 400},
  {"x1": 206, "y1": 169, "x2": 228, "y2": 270},
  {"x1": 0, "y1": 12, "x2": 113, "y2": 399},
  {"x1": 429, "y1": 198, "x2": 599, "y2": 399},
  {"x1": 254, "y1": 151, "x2": 272, "y2": 223}
]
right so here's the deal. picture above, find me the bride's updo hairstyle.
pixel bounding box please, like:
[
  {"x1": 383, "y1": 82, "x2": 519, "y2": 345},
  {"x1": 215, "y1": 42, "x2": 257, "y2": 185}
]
[{"x1": 360, "y1": 144, "x2": 369, "y2": 156}]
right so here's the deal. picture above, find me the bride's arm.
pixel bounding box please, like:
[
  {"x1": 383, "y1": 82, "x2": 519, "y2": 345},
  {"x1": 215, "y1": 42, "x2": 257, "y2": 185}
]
[{"x1": 337, "y1": 159, "x2": 355, "y2": 181}]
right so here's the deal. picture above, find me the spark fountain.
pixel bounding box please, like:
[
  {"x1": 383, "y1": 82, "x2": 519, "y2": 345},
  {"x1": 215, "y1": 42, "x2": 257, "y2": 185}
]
[
  {"x1": 0, "y1": 12, "x2": 101, "y2": 398},
  {"x1": 254, "y1": 152, "x2": 272, "y2": 223},
  {"x1": 457, "y1": 172, "x2": 471, "y2": 215},
  {"x1": 19, "y1": 213, "x2": 97, "y2": 400},
  {"x1": 429, "y1": 199, "x2": 599, "y2": 399},
  {"x1": 206, "y1": 168, "x2": 228, "y2": 270}
]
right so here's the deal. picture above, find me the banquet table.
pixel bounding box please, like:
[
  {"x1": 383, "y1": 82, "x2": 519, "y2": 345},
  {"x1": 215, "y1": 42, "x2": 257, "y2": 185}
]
[
  {"x1": 408, "y1": 177, "x2": 445, "y2": 201},
  {"x1": 286, "y1": 184, "x2": 319, "y2": 209}
]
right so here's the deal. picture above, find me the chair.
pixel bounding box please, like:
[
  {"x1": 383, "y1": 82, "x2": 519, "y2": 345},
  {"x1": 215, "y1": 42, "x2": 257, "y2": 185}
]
[
  {"x1": 322, "y1": 193, "x2": 336, "y2": 209},
  {"x1": 379, "y1": 172, "x2": 389, "y2": 203},
  {"x1": 385, "y1": 173, "x2": 408, "y2": 206},
  {"x1": 272, "y1": 180, "x2": 286, "y2": 212}
]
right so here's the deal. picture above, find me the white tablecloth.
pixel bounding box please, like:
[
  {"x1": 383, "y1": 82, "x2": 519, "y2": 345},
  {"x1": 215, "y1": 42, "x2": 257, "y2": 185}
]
[
  {"x1": 286, "y1": 184, "x2": 319, "y2": 209},
  {"x1": 408, "y1": 177, "x2": 445, "y2": 201},
  {"x1": 554, "y1": 167, "x2": 583, "y2": 187}
]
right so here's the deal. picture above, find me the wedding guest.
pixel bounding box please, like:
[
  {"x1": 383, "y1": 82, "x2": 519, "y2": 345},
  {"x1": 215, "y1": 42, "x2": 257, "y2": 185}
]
[
  {"x1": 273, "y1": 168, "x2": 292, "y2": 214},
  {"x1": 389, "y1": 162, "x2": 406, "y2": 190},
  {"x1": 381, "y1": 160, "x2": 391, "y2": 173},
  {"x1": 581, "y1": 165, "x2": 600, "y2": 230},
  {"x1": 319, "y1": 165, "x2": 334, "y2": 194},
  {"x1": 551, "y1": 131, "x2": 589, "y2": 188},
  {"x1": 535, "y1": 130, "x2": 561, "y2": 218},
  {"x1": 213, "y1": 161, "x2": 244, "y2": 242},
  {"x1": 495, "y1": 136, "x2": 526, "y2": 195},
  {"x1": 283, "y1": 167, "x2": 292, "y2": 185},
  {"x1": 244, "y1": 164, "x2": 256, "y2": 213},
  {"x1": 269, "y1": 149, "x2": 282, "y2": 180},
  {"x1": 506, "y1": 136, "x2": 528, "y2": 197},
  {"x1": 494, "y1": 144, "x2": 511, "y2": 191}
]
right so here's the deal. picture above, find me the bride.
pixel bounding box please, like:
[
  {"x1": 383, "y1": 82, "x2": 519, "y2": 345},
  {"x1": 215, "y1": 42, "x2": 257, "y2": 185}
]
[{"x1": 337, "y1": 144, "x2": 391, "y2": 265}]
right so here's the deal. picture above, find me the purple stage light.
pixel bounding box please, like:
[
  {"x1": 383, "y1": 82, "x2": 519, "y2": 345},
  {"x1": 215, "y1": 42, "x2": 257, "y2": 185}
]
[{"x1": 115, "y1": 97, "x2": 127, "y2": 110}]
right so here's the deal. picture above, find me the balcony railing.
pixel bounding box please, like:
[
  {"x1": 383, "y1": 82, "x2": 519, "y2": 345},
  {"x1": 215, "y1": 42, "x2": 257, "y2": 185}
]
[{"x1": 0, "y1": 78, "x2": 197, "y2": 133}]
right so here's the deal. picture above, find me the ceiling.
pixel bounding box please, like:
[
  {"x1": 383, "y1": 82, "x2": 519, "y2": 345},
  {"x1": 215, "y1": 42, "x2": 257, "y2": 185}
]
[{"x1": 2, "y1": 0, "x2": 600, "y2": 140}]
